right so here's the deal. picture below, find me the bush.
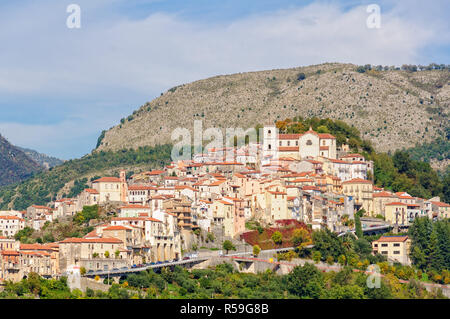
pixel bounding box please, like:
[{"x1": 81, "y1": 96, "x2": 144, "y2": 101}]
[
  {"x1": 253, "y1": 245, "x2": 261, "y2": 257},
  {"x1": 326, "y1": 255, "x2": 334, "y2": 265},
  {"x1": 313, "y1": 251, "x2": 322, "y2": 263},
  {"x1": 271, "y1": 231, "x2": 283, "y2": 245},
  {"x1": 297, "y1": 73, "x2": 306, "y2": 81}
]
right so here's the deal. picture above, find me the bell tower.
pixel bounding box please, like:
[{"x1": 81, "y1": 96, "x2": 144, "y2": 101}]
[
  {"x1": 262, "y1": 123, "x2": 278, "y2": 165},
  {"x1": 120, "y1": 170, "x2": 128, "y2": 202}
]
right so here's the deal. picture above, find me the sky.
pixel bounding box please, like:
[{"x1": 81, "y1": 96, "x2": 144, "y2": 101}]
[{"x1": 0, "y1": 0, "x2": 448, "y2": 160}]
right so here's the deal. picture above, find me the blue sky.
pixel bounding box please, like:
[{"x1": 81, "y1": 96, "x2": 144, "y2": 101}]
[{"x1": 0, "y1": 0, "x2": 448, "y2": 159}]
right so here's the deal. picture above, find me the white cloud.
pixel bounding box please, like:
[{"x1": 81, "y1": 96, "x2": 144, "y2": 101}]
[
  {"x1": 0, "y1": 1, "x2": 444, "y2": 96},
  {"x1": 0, "y1": 0, "x2": 447, "y2": 158}
]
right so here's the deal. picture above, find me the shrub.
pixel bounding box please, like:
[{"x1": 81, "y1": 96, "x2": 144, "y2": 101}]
[
  {"x1": 297, "y1": 73, "x2": 306, "y2": 81},
  {"x1": 271, "y1": 231, "x2": 283, "y2": 246},
  {"x1": 253, "y1": 245, "x2": 261, "y2": 257},
  {"x1": 313, "y1": 251, "x2": 322, "y2": 263}
]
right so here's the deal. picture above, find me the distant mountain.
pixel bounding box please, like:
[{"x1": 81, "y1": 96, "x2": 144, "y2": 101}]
[
  {"x1": 17, "y1": 146, "x2": 64, "y2": 169},
  {"x1": 0, "y1": 134, "x2": 43, "y2": 186}
]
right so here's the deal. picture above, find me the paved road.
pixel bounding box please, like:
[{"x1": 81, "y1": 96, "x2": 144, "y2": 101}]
[{"x1": 84, "y1": 246, "x2": 305, "y2": 277}]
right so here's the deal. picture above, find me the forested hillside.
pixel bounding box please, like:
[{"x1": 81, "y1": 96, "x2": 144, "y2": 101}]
[
  {"x1": 0, "y1": 144, "x2": 172, "y2": 210},
  {"x1": 0, "y1": 134, "x2": 42, "y2": 186},
  {"x1": 17, "y1": 146, "x2": 64, "y2": 169}
]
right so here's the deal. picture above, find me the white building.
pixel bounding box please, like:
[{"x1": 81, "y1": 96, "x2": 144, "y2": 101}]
[
  {"x1": 0, "y1": 216, "x2": 25, "y2": 237},
  {"x1": 263, "y1": 126, "x2": 337, "y2": 162}
]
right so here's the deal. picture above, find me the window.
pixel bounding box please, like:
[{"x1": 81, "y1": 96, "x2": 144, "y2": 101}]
[
  {"x1": 393, "y1": 243, "x2": 400, "y2": 247},
  {"x1": 393, "y1": 251, "x2": 400, "y2": 255},
  {"x1": 381, "y1": 243, "x2": 388, "y2": 247},
  {"x1": 306, "y1": 140, "x2": 312, "y2": 146}
]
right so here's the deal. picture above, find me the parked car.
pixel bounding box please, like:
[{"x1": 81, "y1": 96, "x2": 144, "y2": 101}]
[
  {"x1": 183, "y1": 256, "x2": 190, "y2": 260},
  {"x1": 131, "y1": 264, "x2": 137, "y2": 268},
  {"x1": 87, "y1": 270, "x2": 94, "y2": 274},
  {"x1": 121, "y1": 266, "x2": 128, "y2": 270},
  {"x1": 112, "y1": 268, "x2": 119, "y2": 271}
]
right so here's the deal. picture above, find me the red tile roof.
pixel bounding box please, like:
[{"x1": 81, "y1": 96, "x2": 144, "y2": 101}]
[
  {"x1": 128, "y1": 185, "x2": 157, "y2": 191},
  {"x1": 92, "y1": 177, "x2": 122, "y2": 183},
  {"x1": 375, "y1": 235, "x2": 408, "y2": 243},
  {"x1": 60, "y1": 237, "x2": 123, "y2": 244},
  {"x1": 1, "y1": 250, "x2": 20, "y2": 256},
  {"x1": 103, "y1": 225, "x2": 132, "y2": 231},
  {"x1": 279, "y1": 147, "x2": 299, "y2": 152},
  {"x1": 279, "y1": 134, "x2": 302, "y2": 140},
  {"x1": 144, "y1": 170, "x2": 165, "y2": 176},
  {"x1": 84, "y1": 188, "x2": 99, "y2": 194},
  {"x1": 120, "y1": 204, "x2": 150, "y2": 209},
  {"x1": 385, "y1": 202, "x2": 408, "y2": 206},
  {"x1": 318, "y1": 133, "x2": 336, "y2": 139},
  {"x1": 342, "y1": 178, "x2": 373, "y2": 184},
  {"x1": 431, "y1": 201, "x2": 450, "y2": 207},
  {"x1": 372, "y1": 191, "x2": 394, "y2": 198}
]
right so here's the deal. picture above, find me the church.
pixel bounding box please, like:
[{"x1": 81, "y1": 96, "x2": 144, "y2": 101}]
[{"x1": 262, "y1": 125, "x2": 337, "y2": 161}]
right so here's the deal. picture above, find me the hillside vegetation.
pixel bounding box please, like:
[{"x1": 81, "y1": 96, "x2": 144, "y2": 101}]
[
  {"x1": 96, "y1": 63, "x2": 449, "y2": 169},
  {"x1": 0, "y1": 144, "x2": 172, "y2": 210},
  {"x1": 0, "y1": 134, "x2": 42, "y2": 186},
  {"x1": 405, "y1": 138, "x2": 450, "y2": 172},
  {"x1": 274, "y1": 117, "x2": 450, "y2": 202}
]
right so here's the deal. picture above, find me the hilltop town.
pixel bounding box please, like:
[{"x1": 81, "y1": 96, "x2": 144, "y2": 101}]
[{"x1": 1, "y1": 123, "x2": 449, "y2": 290}]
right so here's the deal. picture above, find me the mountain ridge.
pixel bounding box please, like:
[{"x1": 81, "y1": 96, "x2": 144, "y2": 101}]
[
  {"x1": 0, "y1": 134, "x2": 43, "y2": 186},
  {"x1": 96, "y1": 62, "x2": 449, "y2": 166},
  {"x1": 16, "y1": 146, "x2": 64, "y2": 169}
]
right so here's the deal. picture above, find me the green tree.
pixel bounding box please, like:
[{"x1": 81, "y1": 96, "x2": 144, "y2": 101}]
[
  {"x1": 312, "y1": 229, "x2": 345, "y2": 260},
  {"x1": 14, "y1": 227, "x2": 34, "y2": 242},
  {"x1": 222, "y1": 240, "x2": 236, "y2": 254},
  {"x1": 338, "y1": 254, "x2": 347, "y2": 266},
  {"x1": 253, "y1": 245, "x2": 261, "y2": 257},
  {"x1": 271, "y1": 231, "x2": 283, "y2": 246},
  {"x1": 313, "y1": 251, "x2": 322, "y2": 263},
  {"x1": 355, "y1": 213, "x2": 363, "y2": 238},
  {"x1": 292, "y1": 228, "x2": 310, "y2": 247},
  {"x1": 287, "y1": 263, "x2": 324, "y2": 298}
]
